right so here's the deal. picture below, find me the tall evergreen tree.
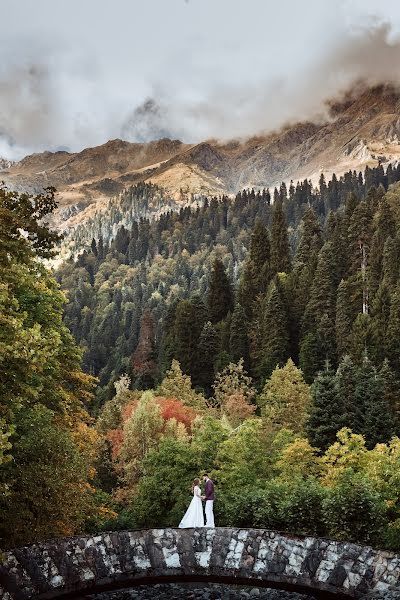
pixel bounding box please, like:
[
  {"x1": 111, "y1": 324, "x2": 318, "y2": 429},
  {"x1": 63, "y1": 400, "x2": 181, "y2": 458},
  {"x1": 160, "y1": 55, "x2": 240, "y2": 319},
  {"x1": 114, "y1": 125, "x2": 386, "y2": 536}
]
[
  {"x1": 197, "y1": 321, "x2": 219, "y2": 395},
  {"x1": 132, "y1": 309, "x2": 158, "y2": 389},
  {"x1": 335, "y1": 355, "x2": 358, "y2": 433},
  {"x1": 335, "y1": 279, "x2": 354, "y2": 358},
  {"x1": 173, "y1": 300, "x2": 198, "y2": 378},
  {"x1": 302, "y1": 242, "x2": 337, "y2": 332},
  {"x1": 259, "y1": 282, "x2": 290, "y2": 379},
  {"x1": 229, "y1": 303, "x2": 250, "y2": 370},
  {"x1": 348, "y1": 200, "x2": 374, "y2": 314},
  {"x1": 238, "y1": 219, "x2": 271, "y2": 318},
  {"x1": 369, "y1": 198, "x2": 396, "y2": 296},
  {"x1": 294, "y1": 207, "x2": 322, "y2": 268},
  {"x1": 370, "y1": 283, "x2": 391, "y2": 365},
  {"x1": 271, "y1": 199, "x2": 291, "y2": 275},
  {"x1": 382, "y1": 237, "x2": 399, "y2": 287},
  {"x1": 207, "y1": 258, "x2": 234, "y2": 324},
  {"x1": 356, "y1": 356, "x2": 394, "y2": 448},
  {"x1": 307, "y1": 364, "x2": 342, "y2": 452},
  {"x1": 350, "y1": 313, "x2": 374, "y2": 364}
]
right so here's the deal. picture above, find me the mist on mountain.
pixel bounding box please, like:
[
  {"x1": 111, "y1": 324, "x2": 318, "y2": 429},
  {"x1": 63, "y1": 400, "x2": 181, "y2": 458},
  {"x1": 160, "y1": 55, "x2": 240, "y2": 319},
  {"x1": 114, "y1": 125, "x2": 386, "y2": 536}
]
[{"x1": 2, "y1": 1, "x2": 400, "y2": 159}]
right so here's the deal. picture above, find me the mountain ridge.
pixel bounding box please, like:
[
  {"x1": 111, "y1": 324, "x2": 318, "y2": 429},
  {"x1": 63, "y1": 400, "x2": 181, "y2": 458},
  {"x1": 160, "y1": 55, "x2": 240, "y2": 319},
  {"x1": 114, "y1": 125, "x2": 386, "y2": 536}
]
[{"x1": 2, "y1": 83, "x2": 400, "y2": 231}]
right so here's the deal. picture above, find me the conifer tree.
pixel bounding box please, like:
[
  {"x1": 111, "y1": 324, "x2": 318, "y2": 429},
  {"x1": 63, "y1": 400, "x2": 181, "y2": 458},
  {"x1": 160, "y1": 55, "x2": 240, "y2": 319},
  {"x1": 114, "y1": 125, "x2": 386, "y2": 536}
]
[
  {"x1": 370, "y1": 283, "x2": 391, "y2": 365},
  {"x1": 294, "y1": 207, "x2": 322, "y2": 268},
  {"x1": 229, "y1": 303, "x2": 250, "y2": 369},
  {"x1": 173, "y1": 300, "x2": 198, "y2": 377},
  {"x1": 299, "y1": 331, "x2": 321, "y2": 383},
  {"x1": 238, "y1": 219, "x2": 271, "y2": 318},
  {"x1": 350, "y1": 313, "x2": 374, "y2": 364},
  {"x1": 317, "y1": 313, "x2": 337, "y2": 368},
  {"x1": 356, "y1": 356, "x2": 394, "y2": 448},
  {"x1": 369, "y1": 198, "x2": 396, "y2": 296},
  {"x1": 382, "y1": 237, "x2": 399, "y2": 287},
  {"x1": 207, "y1": 258, "x2": 234, "y2": 324},
  {"x1": 379, "y1": 359, "x2": 400, "y2": 434},
  {"x1": 348, "y1": 200, "x2": 374, "y2": 314},
  {"x1": 271, "y1": 199, "x2": 291, "y2": 275},
  {"x1": 197, "y1": 321, "x2": 219, "y2": 395},
  {"x1": 335, "y1": 279, "x2": 354, "y2": 358},
  {"x1": 307, "y1": 364, "x2": 342, "y2": 451},
  {"x1": 259, "y1": 282, "x2": 290, "y2": 379},
  {"x1": 132, "y1": 309, "x2": 158, "y2": 389},
  {"x1": 335, "y1": 355, "x2": 358, "y2": 433}
]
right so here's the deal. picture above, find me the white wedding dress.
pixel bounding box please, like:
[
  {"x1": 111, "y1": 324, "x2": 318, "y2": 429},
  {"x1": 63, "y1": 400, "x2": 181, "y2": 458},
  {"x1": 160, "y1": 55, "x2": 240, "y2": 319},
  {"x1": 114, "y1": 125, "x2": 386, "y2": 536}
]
[{"x1": 179, "y1": 485, "x2": 205, "y2": 528}]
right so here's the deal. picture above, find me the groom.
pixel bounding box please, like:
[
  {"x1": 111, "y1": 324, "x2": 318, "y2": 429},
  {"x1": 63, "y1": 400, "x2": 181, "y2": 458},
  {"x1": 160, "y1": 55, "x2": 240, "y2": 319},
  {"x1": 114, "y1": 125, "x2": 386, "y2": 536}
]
[{"x1": 202, "y1": 473, "x2": 215, "y2": 527}]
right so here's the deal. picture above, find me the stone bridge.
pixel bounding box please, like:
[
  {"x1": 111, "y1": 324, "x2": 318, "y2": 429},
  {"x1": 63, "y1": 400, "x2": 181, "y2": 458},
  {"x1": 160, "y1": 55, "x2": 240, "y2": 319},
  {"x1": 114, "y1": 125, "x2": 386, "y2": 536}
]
[{"x1": 1, "y1": 528, "x2": 400, "y2": 600}]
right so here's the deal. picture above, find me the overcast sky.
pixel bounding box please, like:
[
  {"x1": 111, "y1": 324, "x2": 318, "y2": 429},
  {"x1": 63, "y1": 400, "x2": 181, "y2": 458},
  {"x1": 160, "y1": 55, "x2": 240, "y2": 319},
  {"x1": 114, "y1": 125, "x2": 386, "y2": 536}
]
[{"x1": 2, "y1": 0, "x2": 400, "y2": 159}]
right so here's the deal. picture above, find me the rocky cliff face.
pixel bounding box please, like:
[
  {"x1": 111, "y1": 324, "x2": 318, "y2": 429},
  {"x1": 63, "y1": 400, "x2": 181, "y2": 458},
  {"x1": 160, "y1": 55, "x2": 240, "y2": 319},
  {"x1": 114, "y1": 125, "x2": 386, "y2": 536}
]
[{"x1": 2, "y1": 84, "x2": 400, "y2": 231}]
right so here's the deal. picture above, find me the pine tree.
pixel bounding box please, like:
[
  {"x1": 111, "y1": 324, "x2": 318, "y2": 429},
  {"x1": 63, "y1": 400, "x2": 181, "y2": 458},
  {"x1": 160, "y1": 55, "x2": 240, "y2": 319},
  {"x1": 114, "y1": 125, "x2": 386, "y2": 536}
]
[
  {"x1": 369, "y1": 198, "x2": 396, "y2": 296},
  {"x1": 259, "y1": 282, "x2": 290, "y2": 379},
  {"x1": 335, "y1": 279, "x2": 354, "y2": 358},
  {"x1": 299, "y1": 331, "x2": 322, "y2": 383},
  {"x1": 307, "y1": 364, "x2": 343, "y2": 451},
  {"x1": 271, "y1": 199, "x2": 291, "y2": 275},
  {"x1": 132, "y1": 310, "x2": 158, "y2": 389},
  {"x1": 302, "y1": 241, "x2": 337, "y2": 334},
  {"x1": 173, "y1": 300, "x2": 198, "y2": 377},
  {"x1": 379, "y1": 359, "x2": 400, "y2": 434},
  {"x1": 207, "y1": 258, "x2": 234, "y2": 324},
  {"x1": 370, "y1": 283, "x2": 391, "y2": 365},
  {"x1": 350, "y1": 313, "x2": 374, "y2": 364},
  {"x1": 348, "y1": 200, "x2": 374, "y2": 314},
  {"x1": 356, "y1": 356, "x2": 394, "y2": 448},
  {"x1": 294, "y1": 207, "x2": 322, "y2": 268},
  {"x1": 335, "y1": 355, "x2": 358, "y2": 433},
  {"x1": 382, "y1": 237, "x2": 399, "y2": 287},
  {"x1": 229, "y1": 303, "x2": 250, "y2": 369},
  {"x1": 317, "y1": 313, "x2": 337, "y2": 369},
  {"x1": 238, "y1": 219, "x2": 271, "y2": 318},
  {"x1": 197, "y1": 321, "x2": 219, "y2": 395}
]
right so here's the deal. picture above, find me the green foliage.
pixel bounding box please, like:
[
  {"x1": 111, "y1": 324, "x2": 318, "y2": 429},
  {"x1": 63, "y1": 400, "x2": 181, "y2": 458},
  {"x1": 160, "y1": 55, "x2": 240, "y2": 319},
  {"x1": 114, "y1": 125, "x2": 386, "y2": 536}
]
[
  {"x1": 157, "y1": 360, "x2": 207, "y2": 411},
  {"x1": 0, "y1": 185, "x2": 100, "y2": 548},
  {"x1": 27, "y1": 163, "x2": 400, "y2": 550},
  {"x1": 207, "y1": 258, "x2": 234, "y2": 324},
  {"x1": 0, "y1": 405, "x2": 96, "y2": 547},
  {"x1": 257, "y1": 281, "x2": 290, "y2": 379},
  {"x1": 307, "y1": 364, "x2": 342, "y2": 451},
  {"x1": 271, "y1": 199, "x2": 291, "y2": 275},
  {"x1": 322, "y1": 471, "x2": 385, "y2": 546},
  {"x1": 259, "y1": 359, "x2": 311, "y2": 434}
]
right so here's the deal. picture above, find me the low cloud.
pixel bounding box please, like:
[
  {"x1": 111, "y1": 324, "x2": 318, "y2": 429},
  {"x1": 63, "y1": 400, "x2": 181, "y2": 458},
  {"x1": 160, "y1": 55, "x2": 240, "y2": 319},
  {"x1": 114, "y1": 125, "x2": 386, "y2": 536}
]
[{"x1": 1, "y1": 0, "x2": 400, "y2": 159}]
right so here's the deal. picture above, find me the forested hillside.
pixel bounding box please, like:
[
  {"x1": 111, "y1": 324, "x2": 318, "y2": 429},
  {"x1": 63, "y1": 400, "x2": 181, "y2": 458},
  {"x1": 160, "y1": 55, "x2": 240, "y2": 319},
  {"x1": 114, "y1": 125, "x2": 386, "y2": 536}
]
[
  {"x1": 55, "y1": 161, "x2": 400, "y2": 550},
  {"x1": 5, "y1": 162, "x2": 400, "y2": 550},
  {"x1": 58, "y1": 162, "x2": 400, "y2": 405}
]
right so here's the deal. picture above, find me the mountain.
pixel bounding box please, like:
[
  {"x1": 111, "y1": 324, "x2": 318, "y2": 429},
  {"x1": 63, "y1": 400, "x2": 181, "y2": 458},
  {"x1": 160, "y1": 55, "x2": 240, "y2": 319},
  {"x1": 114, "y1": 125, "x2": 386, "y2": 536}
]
[{"x1": 2, "y1": 83, "x2": 400, "y2": 231}]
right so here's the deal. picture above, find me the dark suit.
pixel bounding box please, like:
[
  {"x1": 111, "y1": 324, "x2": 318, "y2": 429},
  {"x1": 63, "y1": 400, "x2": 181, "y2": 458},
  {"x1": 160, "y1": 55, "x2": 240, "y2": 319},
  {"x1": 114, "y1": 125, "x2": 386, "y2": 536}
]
[{"x1": 205, "y1": 478, "x2": 215, "y2": 500}]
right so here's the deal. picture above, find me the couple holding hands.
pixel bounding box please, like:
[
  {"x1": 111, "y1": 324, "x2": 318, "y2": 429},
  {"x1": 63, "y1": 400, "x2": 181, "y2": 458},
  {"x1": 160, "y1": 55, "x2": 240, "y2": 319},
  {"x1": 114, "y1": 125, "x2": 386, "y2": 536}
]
[{"x1": 179, "y1": 473, "x2": 215, "y2": 528}]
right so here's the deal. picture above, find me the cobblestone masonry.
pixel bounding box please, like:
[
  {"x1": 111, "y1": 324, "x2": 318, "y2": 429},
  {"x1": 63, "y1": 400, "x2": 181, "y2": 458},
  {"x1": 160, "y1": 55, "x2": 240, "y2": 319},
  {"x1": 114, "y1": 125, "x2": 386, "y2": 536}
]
[{"x1": 1, "y1": 529, "x2": 400, "y2": 599}]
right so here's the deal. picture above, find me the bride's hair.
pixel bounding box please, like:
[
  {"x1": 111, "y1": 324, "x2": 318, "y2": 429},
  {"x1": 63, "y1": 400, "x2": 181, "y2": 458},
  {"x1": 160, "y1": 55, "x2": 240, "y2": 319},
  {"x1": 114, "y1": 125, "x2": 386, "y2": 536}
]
[{"x1": 191, "y1": 478, "x2": 200, "y2": 492}]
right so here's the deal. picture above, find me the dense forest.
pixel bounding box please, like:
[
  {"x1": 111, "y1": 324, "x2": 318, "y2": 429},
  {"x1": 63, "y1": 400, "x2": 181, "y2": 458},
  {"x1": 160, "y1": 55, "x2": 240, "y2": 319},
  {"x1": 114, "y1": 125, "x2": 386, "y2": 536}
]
[{"x1": 3, "y1": 162, "x2": 400, "y2": 550}]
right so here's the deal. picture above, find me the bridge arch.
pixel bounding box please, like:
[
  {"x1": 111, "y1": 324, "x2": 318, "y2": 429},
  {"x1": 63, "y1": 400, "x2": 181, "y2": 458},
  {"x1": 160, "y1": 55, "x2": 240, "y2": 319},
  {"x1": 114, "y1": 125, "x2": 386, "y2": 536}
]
[{"x1": 1, "y1": 528, "x2": 399, "y2": 599}]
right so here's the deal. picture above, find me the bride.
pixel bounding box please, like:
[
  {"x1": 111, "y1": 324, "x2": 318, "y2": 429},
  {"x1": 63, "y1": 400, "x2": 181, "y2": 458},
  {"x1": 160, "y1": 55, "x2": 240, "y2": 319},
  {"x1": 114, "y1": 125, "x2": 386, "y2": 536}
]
[{"x1": 179, "y1": 478, "x2": 204, "y2": 528}]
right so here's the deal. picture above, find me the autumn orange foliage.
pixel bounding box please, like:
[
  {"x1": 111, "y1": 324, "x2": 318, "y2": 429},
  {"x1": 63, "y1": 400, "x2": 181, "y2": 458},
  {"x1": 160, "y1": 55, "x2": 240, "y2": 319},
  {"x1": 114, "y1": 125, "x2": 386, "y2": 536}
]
[
  {"x1": 155, "y1": 396, "x2": 197, "y2": 430},
  {"x1": 106, "y1": 395, "x2": 198, "y2": 461}
]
